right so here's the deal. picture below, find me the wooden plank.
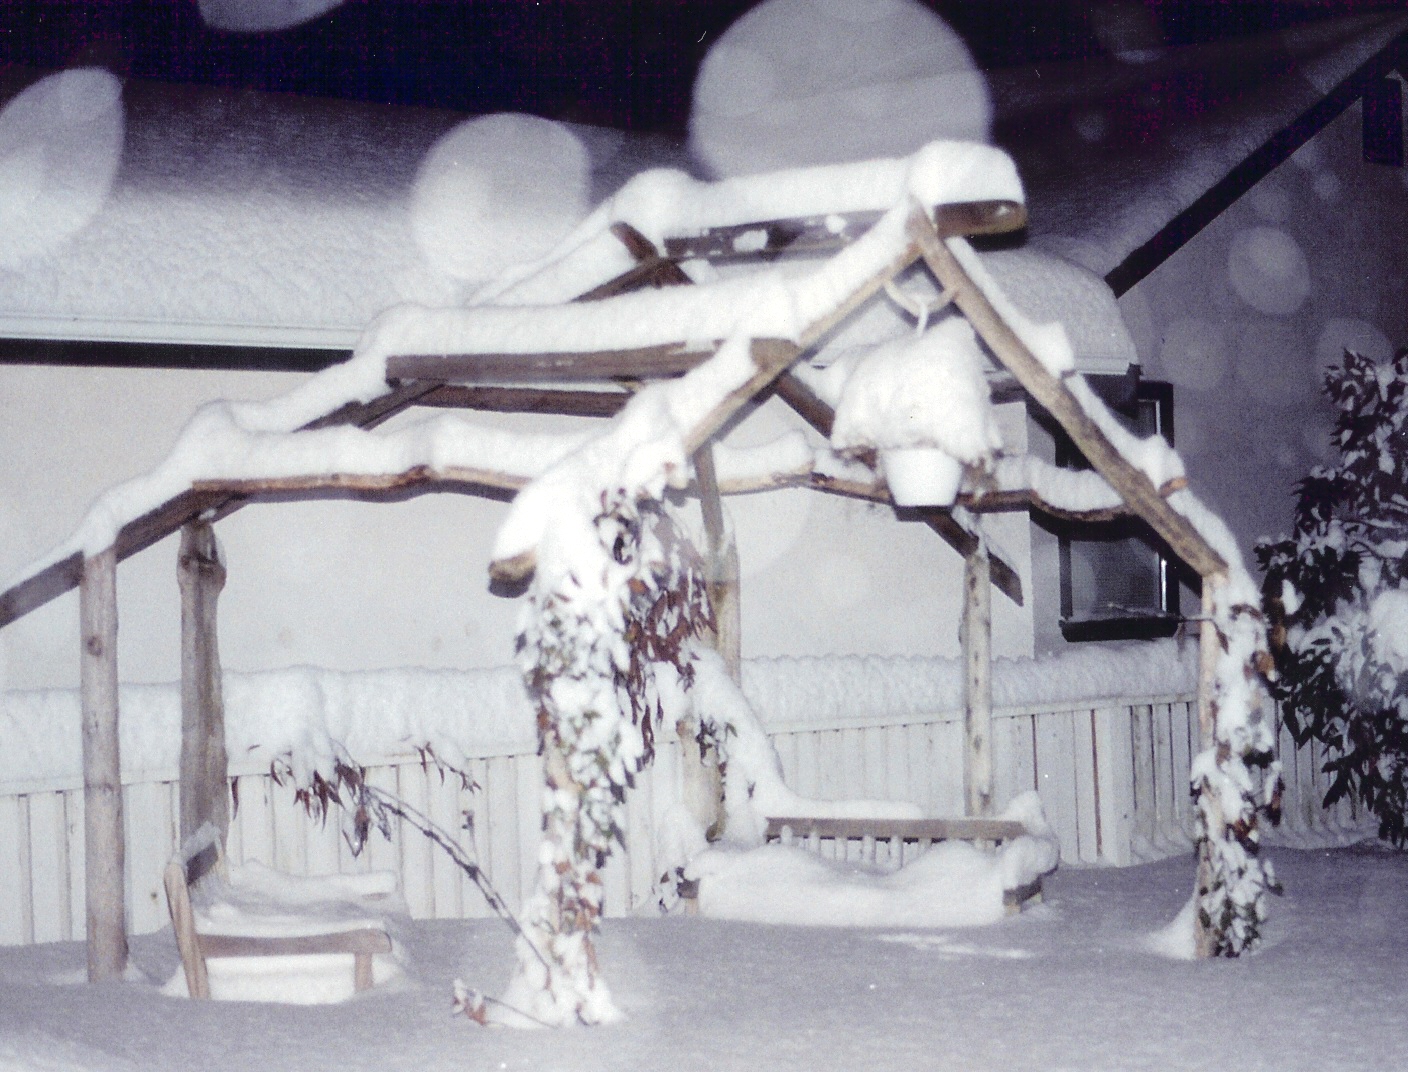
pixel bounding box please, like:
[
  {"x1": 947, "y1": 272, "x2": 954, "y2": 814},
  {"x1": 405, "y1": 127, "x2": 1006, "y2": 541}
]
[
  {"x1": 123, "y1": 780, "x2": 174, "y2": 936},
  {"x1": 269, "y1": 775, "x2": 311, "y2": 876},
  {"x1": 457, "y1": 758, "x2": 493, "y2": 918},
  {"x1": 1092, "y1": 705, "x2": 1135, "y2": 866},
  {"x1": 303, "y1": 793, "x2": 343, "y2": 878},
  {"x1": 387, "y1": 341, "x2": 716, "y2": 386},
  {"x1": 200, "y1": 928, "x2": 391, "y2": 958},
  {"x1": 885, "y1": 726, "x2": 911, "y2": 813},
  {"x1": 515, "y1": 754, "x2": 543, "y2": 914},
  {"x1": 414, "y1": 384, "x2": 631, "y2": 418},
  {"x1": 1151, "y1": 701, "x2": 1177, "y2": 852},
  {"x1": 80, "y1": 548, "x2": 127, "y2": 981},
  {"x1": 764, "y1": 816, "x2": 1026, "y2": 842},
  {"x1": 931, "y1": 720, "x2": 967, "y2": 819},
  {"x1": 396, "y1": 762, "x2": 435, "y2": 919},
  {"x1": 178, "y1": 521, "x2": 229, "y2": 848},
  {"x1": 26, "y1": 793, "x2": 68, "y2": 943},
  {"x1": 231, "y1": 775, "x2": 274, "y2": 870},
  {"x1": 361, "y1": 766, "x2": 401, "y2": 879},
  {"x1": 662, "y1": 200, "x2": 1025, "y2": 262},
  {"x1": 479, "y1": 757, "x2": 516, "y2": 915},
  {"x1": 911, "y1": 212, "x2": 1226, "y2": 581},
  {"x1": 992, "y1": 713, "x2": 1036, "y2": 813},
  {"x1": 426, "y1": 763, "x2": 466, "y2": 919},
  {"x1": 299, "y1": 379, "x2": 443, "y2": 432},
  {"x1": 192, "y1": 464, "x2": 527, "y2": 500},
  {"x1": 164, "y1": 860, "x2": 209, "y2": 999},
  {"x1": 0, "y1": 796, "x2": 33, "y2": 944},
  {"x1": 65, "y1": 790, "x2": 86, "y2": 943},
  {"x1": 1072, "y1": 709, "x2": 1100, "y2": 865},
  {"x1": 1034, "y1": 712, "x2": 1080, "y2": 862},
  {"x1": 962, "y1": 543, "x2": 994, "y2": 817},
  {"x1": 792, "y1": 731, "x2": 820, "y2": 801},
  {"x1": 1170, "y1": 700, "x2": 1195, "y2": 843},
  {"x1": 860, "y1": 726, "x2": 889, "y2": 801},
  {"x1": 1130, "y1": 704, "x2": 1158, "y2": 859}
]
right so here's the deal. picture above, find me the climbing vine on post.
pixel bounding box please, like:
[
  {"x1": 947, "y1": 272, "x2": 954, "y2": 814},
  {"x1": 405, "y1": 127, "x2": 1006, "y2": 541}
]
[{"x1": 506, "y1": 493, "x2": 712, "y2": 1025}]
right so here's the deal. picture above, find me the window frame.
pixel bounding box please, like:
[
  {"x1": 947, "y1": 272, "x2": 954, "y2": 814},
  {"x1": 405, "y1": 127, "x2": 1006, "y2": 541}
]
[{"x1": 1049, "y1": 374, "x2": 1183, "y2": 643}]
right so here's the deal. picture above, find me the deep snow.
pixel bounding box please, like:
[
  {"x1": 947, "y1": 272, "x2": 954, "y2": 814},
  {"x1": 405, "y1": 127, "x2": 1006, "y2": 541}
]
[{"x1": 0, "y1": 844, "x2": 1402, "y2": 1071}]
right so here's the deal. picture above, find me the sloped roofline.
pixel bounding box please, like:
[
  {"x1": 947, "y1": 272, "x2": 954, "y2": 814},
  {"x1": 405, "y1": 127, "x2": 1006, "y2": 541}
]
[{"x1": 1104, "y1": 25, "x2": 1408, "y2": 296}]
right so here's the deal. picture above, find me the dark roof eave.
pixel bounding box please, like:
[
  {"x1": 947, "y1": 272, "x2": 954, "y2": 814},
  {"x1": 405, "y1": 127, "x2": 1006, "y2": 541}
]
[{"x1": 1104, "y1": 26, "x2": 1408, "y2": 296}]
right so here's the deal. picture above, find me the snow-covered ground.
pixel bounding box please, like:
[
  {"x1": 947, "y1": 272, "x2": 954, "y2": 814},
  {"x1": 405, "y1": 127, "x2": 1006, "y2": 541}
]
[{"x1": 0, "y1": 843, "x2": 1402, "y2": 1071}]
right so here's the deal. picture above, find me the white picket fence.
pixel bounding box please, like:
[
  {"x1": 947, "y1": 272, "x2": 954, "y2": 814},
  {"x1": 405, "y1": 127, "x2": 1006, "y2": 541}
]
[{"x1": 0, "y1": 693, "x2": 1369, "y2": 946}]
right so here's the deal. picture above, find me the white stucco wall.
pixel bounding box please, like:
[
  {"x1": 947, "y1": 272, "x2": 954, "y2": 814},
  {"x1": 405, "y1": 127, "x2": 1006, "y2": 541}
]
[
  {"x1": 0, "y1": 366, "x2": 1036, "y2": 691},
  {"x1": 1119, "y1": 99, "x2": 1408, "y2": 573}
]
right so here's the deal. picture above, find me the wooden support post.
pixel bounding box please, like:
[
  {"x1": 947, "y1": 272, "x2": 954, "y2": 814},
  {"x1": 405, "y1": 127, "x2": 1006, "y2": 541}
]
[
  {"x1": 962, "y1": 539, "x2": 994, "y2": 817},
  {"x1": 685, "y1": 444, "x2": 730, "y2": 838},
  {"x1": 179, "y1": 521, "x2": 229, "y2": 848},
  {"x1": 80, "y1": 547, "x2": 127, "y2": 981},
  {"x1": 693, "y1": 444, "x2": 740, "y2": 681},
  {"x1": 1193, "y1": 573, "x2": 1226, "y2": 959}
]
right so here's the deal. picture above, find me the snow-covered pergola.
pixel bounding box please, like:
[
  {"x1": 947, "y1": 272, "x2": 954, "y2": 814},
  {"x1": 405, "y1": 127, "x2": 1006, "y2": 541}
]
[{"x1": 0, "y1": 139, "x2": 1276, "y2": 999}]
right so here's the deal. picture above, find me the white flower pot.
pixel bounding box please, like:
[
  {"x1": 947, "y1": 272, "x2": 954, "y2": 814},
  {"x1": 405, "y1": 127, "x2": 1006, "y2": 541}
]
[{"x1": 881, "y1": 447, "x2": 963, "y2": 507}]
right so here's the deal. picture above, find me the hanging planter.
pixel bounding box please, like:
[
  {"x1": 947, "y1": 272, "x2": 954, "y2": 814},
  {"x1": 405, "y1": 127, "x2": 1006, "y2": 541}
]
[{"x1": 880, "y1": 446, "x2": 964, "y2": 507}]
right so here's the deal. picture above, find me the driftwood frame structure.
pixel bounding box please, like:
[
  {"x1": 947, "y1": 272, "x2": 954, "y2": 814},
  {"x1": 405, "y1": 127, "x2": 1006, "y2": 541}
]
[{"x1": 0, "y1": 188, "x2": 1235, "y2": 981}]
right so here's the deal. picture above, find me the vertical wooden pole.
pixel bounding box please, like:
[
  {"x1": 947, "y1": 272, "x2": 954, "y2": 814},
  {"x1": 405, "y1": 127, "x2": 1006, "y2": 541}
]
[
  {"x1": 179, "y1": 521, "x2": 229, "y2": 848},
  {"x1": 693, "y1": 444, "x2": 740, "y2": 680},
  {"x1": 684, "y1": 444, "x2": 730, "y2": 838},
  {"x1": 962, "y1": 539, "x2": 994, "y2": 817},
  {"x1": 80, "y1": 547, "x2": 127, "y2": 981},
  {"x1": 1193, "y1": 573, "x2": 1226, "y2": 959}
]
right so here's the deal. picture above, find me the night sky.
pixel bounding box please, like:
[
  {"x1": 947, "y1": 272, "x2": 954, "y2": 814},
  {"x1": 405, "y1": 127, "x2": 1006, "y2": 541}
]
[{"x1": 2, "y1": 0, "x2": 1404, "y2": 132}]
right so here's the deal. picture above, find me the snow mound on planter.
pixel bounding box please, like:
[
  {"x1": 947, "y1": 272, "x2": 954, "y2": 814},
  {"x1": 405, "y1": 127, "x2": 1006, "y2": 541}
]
[{"x1": 690, "y1": 791, "x2": 1058, "y2": 928}]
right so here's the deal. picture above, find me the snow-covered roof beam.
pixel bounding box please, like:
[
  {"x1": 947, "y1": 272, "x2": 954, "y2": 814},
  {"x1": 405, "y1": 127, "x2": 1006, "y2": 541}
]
[
  {"x1": 661, "y1": 200, "x2": 1023, "y2": 263},
  {"x1": 911, "y1": 218, "x2": 1228, "y2": 581},
  {"x1": 387, "y1": 341, "x2": 716, "y2": 385}
]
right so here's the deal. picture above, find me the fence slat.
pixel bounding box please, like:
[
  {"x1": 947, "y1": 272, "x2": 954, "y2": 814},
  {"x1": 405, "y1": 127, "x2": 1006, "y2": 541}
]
[
  {"x1": 28, "y1": 793, "x2": 70, "y2": 942},
  {"x1": 1034, "y1": 712, "x2": 1079, "y2": 861},
  {"x1": 1129, "y1": 704, "x2": 1157, "y2": 860},
  {"x1": 0, "y1": 796, "x2": 31, "y2": 944},
  {"x1": 1072, "y1": 710, "x2": 1099, "y2": 864},
  {"x1": 122, "y1": 781, "x2": 173, "y2": 936},
  {"x1": 1092, "y1": 706, "x2": 1133, "y2": 866}
]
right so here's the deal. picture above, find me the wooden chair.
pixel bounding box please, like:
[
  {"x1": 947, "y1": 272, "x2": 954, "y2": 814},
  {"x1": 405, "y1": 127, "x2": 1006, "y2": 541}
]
[{"x1": 163, "y1": 832, "x2": 393, "y2": 1000}]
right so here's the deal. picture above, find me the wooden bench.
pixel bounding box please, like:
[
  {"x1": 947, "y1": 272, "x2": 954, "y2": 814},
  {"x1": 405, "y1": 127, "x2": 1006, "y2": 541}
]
[
  {"x1": 764, "y1": 815, "x2": 1044, "y2": 912},
  {"x1": 163, "y1": 835, "x2": 393, "y2": 1000}
]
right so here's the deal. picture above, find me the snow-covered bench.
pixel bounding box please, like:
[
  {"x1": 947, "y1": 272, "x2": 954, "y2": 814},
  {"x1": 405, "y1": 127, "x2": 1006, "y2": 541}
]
[
  {"x1": 163, "y1": 827, "x2": 398, "y2": 1001},
  {"x1": 764, "y1": 814, "x2": 1044, "y2": 912}
]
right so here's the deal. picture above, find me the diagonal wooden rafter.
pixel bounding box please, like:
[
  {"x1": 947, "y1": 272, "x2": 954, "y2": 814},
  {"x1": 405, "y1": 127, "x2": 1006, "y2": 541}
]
[{"x1": 908, "y1": 211, "x2": 1227, "y2": 581}]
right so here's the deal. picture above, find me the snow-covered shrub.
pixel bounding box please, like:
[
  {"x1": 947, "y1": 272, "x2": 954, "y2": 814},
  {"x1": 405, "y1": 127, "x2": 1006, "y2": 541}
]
[
  {"x1": 1258, "y1": 346, "x2": 1408, "y2": 847},
  {"x1": 505, "y1": 495, "x2": 712, "y2": 1025}
]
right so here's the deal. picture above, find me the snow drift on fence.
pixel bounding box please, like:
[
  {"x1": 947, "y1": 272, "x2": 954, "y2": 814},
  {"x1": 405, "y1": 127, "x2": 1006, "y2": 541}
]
[{"x1": 0, "y1": 640, "x2": 1196, "y2": 789}]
